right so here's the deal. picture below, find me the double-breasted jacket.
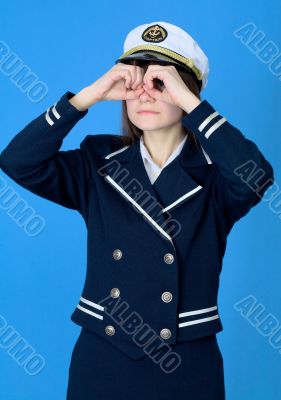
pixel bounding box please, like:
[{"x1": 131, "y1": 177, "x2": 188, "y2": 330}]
[{"x1": 0, "y1": 91, "x2": 274, "y2": 360}]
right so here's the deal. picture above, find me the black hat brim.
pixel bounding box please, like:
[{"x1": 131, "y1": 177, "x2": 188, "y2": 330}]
[{"x1": 115, "y1": 50, "x2": 202, "y2": 90}]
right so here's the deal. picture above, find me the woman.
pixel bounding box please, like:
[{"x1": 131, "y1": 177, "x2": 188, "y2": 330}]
[{"x1": 0, "y1": 21, "x2": 274, "y2": 399}]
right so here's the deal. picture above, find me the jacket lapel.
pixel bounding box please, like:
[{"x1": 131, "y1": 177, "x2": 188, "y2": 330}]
[
  {"x1": 99, "y1": 136, "x2": 174, "y2": 249},
  {"x1": 98, "y1": 135, "x2": 212, "y2": 250},
  {"x1": 152, "y1": 136, "x2": 212, "y2": 213}
]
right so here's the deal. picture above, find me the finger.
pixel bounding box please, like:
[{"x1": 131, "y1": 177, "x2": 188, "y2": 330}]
[
  {"x1": 132, "y1": 66, "x2": 143, "y2": 90},
  {"x1": 113, "y1": 69, "x2": 133, "y2": 89},
  {"x1": 143, "y1": 86, "x2": 162, "y2": 100},
  {"x1": 144, "y1": 70, "x2": 157, "y2": 90},
  {"x1": 128, "y1": 65, "x2": 137, "y2": 90},
  {"x1": 125, "y1": 65, "x2": 136, "y2": 89},
  {"x1": 126, "y1": 68, "x2": 134, "y2": 89},
  {"x1": 120, "y1": 67, "x2": 134, "y2": 89},
  {"x1": 132, "y1": 65, "x2": 141, "y2": 89},
  {"x1": 136, "y1": 67, "x2": 146, "y2": 90},
  {"x1": 144, "y1": 68, "x2": 166, "y2": 89},
  {"x1": 126, "y1": 87, "x2": 145, "y2": 99},
  {"x1": 115, "y1": 63, "x2": 136, "y2": 88},
  {"x1": 128, "y1": 64, "x2": 143, "y2": 89}
]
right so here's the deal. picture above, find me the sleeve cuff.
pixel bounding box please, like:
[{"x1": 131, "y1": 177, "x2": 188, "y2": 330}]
[
  {"x1": 56, "y1": 91, "x2": 89, "y2": 116},
  {"x1": 45, "y1": 91, "x2": 88, "y2": 127},
  {"x1": 181, "y1": 100, "x2": 226, "y2": 139}
]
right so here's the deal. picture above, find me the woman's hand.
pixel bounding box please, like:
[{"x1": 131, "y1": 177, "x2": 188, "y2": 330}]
[
  {"x1": 89, "y1": 63, "x2": 149, "y2": 101},
  {"x1": 69, "y1": 63, "x2": 151, "y2": 111},
  {"x1": 69, "y1": 63, "x2": 201, "y2": 113},
  {"x1": 142, "y1": 64, "x2": 201, "y2": 113}
]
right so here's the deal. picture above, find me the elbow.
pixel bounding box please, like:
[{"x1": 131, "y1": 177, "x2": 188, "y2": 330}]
[
  {"x1": 248, "y1": 159, "x2": 274, "y2": 207},
  {"x1": 258, "y1": 160, "x2": 274, "y2": 198},
  {"x1": 235, "y1": 154, "x2": 274, "y2": 201},
  {"x1": 0, "y1": 150, "x2": 12, "y2": 174},
  {"x1": 0, "y1": 149, "x2": 22, "y2": 180}
]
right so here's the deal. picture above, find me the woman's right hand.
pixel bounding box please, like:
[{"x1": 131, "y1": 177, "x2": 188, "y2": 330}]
[
  {"x1": 69, "y1": 63, "x2": 148, "y2": 111},
  {"x1": 91, "y1": 62, "x2": 149, "y2": 101}
]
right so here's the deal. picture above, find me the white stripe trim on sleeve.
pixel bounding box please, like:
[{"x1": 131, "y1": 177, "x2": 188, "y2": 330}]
[
  {"x1": 204, "y1": 117, "x2": 227, "y2": 139},
  {"x1": 45, "y1": 107, "x2": 54, "y2": 126},
  {"x1": 198, "y1": 111, "x2": 219, "y2": 132},
  {"x1": 51, "y1": 102, "x2": 61, "y2": 119}
]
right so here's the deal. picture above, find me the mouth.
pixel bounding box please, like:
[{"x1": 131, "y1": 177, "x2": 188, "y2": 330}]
[{"x1": 137, "y1": 111, "x2": 160, "y2": 114}]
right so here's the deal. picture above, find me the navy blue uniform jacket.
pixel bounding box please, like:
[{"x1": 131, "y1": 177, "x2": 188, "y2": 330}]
[{"x1": 0, "y1": 92, "x2": 274, "y2": 360}]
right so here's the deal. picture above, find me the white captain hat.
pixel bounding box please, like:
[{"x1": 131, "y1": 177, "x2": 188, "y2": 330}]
[{"x1": 115, "y1": 21, "x2": 209, "y2": 92}]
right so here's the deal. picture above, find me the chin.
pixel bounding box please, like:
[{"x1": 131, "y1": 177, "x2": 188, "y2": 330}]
[{"x1": 136, "y1": 124, "x2": 162, "y2": 131}]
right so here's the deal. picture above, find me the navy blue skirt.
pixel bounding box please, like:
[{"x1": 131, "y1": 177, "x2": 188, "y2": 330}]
[{"x1": 66, "y1": 328, "x2": 225, "y2": 399}]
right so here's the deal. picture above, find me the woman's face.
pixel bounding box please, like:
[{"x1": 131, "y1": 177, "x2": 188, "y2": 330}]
[{"x1": 125, "y1": 60, "x2": 184, "y2": 132}]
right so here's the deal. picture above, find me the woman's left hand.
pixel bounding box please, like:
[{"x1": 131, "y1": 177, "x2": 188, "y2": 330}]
[{"x1": 142, "y1": 64, "x2": 200, "y2": 110}]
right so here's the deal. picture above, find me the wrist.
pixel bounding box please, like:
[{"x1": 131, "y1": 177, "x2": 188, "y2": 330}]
[
  {"x1": 69, "y1": 86, "x2": 100, "y2": 111},
  {"x1": 180, "y1": 90, "x2": 202, "y2": 114}
]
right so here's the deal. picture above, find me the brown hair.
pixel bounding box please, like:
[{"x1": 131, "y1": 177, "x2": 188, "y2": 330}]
[{"x1": 118, "y1": 58, "x2": 201, "y2": 151}]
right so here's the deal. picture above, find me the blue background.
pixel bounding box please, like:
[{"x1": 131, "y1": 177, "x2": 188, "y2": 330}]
[{"x1": 0, "y1": 1, "x2": 280, "y2": 398}]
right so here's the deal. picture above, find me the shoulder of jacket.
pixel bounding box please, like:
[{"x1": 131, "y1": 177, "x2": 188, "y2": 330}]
[{"x1": 80, "y1": 133, "x2": 129, "y2": 161}]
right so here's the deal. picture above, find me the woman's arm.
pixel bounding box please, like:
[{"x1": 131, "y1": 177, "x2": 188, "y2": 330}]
[
  {"x1": 0, "y1": 63, "x2": 145, "y2": 217},
  {"x1": 181, "y1": 98, "x2": 275, "y2": 227},
  {"x1": 0, "y1": 90, "x2": 98, "y2": 217}
]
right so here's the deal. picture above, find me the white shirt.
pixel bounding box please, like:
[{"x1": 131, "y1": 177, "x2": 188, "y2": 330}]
[{"x1": 140, "y1": 135, "x2": 188, "y2": 184}]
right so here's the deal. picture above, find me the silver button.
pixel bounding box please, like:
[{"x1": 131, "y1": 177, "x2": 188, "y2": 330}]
[
  {"x1": 113, "y1": 249, "x2": 122, "y2": 260},
  {"x1": 105, "y1": 325, "x2": 115, "y2": 336},
  {"x1": 160, "y1": 328, "x2": 171, "y2": 339},
  {"x1": 162, "y1": 292, "x2": 173, "y2": 303},
  {"x1": 110, "y1": 288, "x2": 120, "y2": 298},
  {"x1": 164, "y1": 253, "x2": 174, "y2": 264}
]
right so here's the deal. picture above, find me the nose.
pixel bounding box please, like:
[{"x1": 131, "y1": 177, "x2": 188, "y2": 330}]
[{"x1": 139, "y1": 90, "x2": 155, "y2": 102}]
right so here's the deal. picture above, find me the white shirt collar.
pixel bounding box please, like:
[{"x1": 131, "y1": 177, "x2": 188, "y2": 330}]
[
  {"x1": 140, "y1": 134, "x2": 187, "y2": 169},
  {"x1": 139, "y1": 135, "x2": 188, "y2": 184}
]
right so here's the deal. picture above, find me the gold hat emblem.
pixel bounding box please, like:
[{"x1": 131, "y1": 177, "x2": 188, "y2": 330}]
[{"x1": 142, "y1": 24, "x2": 168, "y2": 43}]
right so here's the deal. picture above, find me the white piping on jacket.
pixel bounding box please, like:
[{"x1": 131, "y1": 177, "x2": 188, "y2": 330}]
[
  {"x1": 80, "y1": 296, "x2": 104, "y2": 311},
  {"x1": 45, "y1": 102, "x2": 61, "y2": 126},
  {"x1": 104, "y1": 174, "x2": 175, "y2": 249},
  {"x1": 162, "y1": 185, "x2": 203, "y2": 213},
  {"x1": 77, "y1": 304, "x2": 104, "y2": 320},
  {"x1": 198, "y1": 111, "x2": 227, "y2": 139},
  {"x1": 178, "y1": 305, "x2": 219, "y2": 328},
  {"x1": 179, "y1": 314, "x2": 219, "y2": 328}
]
